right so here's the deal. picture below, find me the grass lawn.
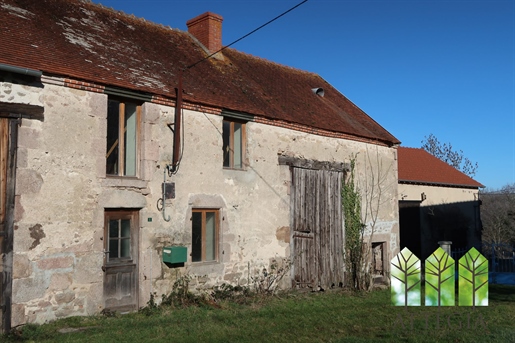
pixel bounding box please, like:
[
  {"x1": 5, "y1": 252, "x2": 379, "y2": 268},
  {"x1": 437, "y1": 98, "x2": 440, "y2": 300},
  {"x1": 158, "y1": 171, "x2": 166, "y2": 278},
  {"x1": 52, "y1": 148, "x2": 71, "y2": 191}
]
[{"x1": 4, "y1": 284, "x2": 515, "y2": 343}]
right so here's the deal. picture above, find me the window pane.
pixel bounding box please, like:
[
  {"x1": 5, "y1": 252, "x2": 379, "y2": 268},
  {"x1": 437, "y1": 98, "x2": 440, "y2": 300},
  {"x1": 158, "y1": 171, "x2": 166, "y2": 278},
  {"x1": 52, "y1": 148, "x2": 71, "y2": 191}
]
[
  {"x1": 109, "y1": 238, "x2": 119, "y2": 259},
  {"x1": 108, "y1": 219, "x2": 120, "y2": 259},
  {"x1": 222, "y1": 121, "x2": 230, "y2": 167},
  {"x1": 120, "y1": 238, "x2": 131, "y2": 258},
  {"x1": 106, "y1": 100, "x2": 120, "y2": 175},
  {"x1": 191, "y1": 212, "x2": 202, "y2": 262},
  {"x1": 124, "y1": 103, "x2": 137, "y2": 176},
  {"x1": 205, "y1": 212, "x2": 216, "y2": 261},
  {"x1": 109, "y1": 220, "x2": 119, "y2": 239},
  {"x1": 121, "y1": 219, "x2": 131, "y2": 238},
  {"x1": 233, "y1": 122, "x2": 242, "y2": 169}
]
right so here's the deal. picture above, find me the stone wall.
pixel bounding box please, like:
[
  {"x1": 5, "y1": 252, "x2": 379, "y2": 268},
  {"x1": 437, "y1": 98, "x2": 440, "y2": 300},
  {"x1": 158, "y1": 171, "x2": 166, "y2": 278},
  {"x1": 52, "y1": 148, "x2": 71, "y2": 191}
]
[{"x1": 2, "y1": 76, "x2": 399, "y2": 325}]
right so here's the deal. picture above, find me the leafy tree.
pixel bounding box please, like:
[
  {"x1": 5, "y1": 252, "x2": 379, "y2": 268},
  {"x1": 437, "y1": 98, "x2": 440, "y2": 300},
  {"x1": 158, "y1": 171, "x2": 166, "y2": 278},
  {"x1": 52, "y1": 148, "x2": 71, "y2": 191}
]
[{"x1": 421, "y1": 134, "x2": 478, "y2": 177}]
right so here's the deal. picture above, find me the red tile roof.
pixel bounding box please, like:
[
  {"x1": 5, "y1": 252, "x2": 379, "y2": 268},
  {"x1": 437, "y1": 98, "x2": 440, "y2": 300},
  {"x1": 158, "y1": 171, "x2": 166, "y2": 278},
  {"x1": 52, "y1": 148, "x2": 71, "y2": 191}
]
[
  {"x1": 0, "y1": 0, "x2": 399, "y2": 146},
  {"x1": 398, "y1": 147, "x2": 484, "y2": 188}
]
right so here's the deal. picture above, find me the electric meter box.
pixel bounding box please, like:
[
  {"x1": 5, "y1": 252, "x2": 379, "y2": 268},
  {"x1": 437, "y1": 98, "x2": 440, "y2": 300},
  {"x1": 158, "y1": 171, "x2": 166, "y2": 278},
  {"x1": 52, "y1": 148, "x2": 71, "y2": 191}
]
[{"x1": 162, "y1": 246, "x2": 187, "y2": 264}]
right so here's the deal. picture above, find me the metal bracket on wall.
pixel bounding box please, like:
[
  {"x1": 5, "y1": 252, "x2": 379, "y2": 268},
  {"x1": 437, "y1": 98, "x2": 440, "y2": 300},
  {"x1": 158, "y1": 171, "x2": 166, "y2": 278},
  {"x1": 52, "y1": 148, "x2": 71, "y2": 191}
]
[{"x1": 158, "y1": 165, "x2": 175, "y2": 222}]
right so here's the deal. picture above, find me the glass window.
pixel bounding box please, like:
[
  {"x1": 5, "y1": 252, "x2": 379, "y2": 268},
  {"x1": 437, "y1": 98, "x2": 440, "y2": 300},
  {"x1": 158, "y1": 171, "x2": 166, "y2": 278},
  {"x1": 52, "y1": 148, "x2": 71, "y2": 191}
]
[
  {"x1": 222, "y1": 121, "x2": 231, "y2": 168},
  {"x1": 106, "y1": 101, "x2": 120, "y2": 175},
  {"x1": 106, "y1": 99, "x2": 141, "y2": 177},
  {"x1": 191, "y1": 209, "x2": 219, "y2": 262},
  {"x1": 205, "y1": 212, "x2": 216, "y2": 261},
  {"x1": 191, "y1": 212, "x2": 202, "y2": 262},
  {"x1": 222, "y1": 119, "x2": 246, "y2": 170},
  {"x1": 233, "y1": 123, "x2": 242, "y2": 169},
  {"x1": 124, "y1": 103, "x2": 138, "y2": 176},
  {"x1": 105, "y1": 213, "x2": 136, "y2": 262}
]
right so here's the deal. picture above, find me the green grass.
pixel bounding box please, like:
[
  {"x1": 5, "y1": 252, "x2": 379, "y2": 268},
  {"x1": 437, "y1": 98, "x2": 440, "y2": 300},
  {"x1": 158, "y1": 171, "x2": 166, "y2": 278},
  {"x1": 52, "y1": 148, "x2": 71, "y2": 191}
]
[{"x1": 4, "y1": 285, "x2": 515, "y2": 343}]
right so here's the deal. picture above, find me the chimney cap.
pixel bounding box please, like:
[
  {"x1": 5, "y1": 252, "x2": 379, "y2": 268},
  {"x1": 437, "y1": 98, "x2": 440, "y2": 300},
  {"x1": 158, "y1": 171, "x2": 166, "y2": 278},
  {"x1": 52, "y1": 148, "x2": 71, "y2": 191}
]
[
  {"x1": 186, "y1": 12, "x2": 223, "y2": 27},
  {"x1": 186, "y1": 11, "x2": 224, "y2": 56}
]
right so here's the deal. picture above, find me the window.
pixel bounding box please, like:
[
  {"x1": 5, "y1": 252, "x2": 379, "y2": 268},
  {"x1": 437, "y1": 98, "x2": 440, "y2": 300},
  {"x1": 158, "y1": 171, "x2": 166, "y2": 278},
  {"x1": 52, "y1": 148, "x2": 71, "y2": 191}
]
[
  {"x1": 372, "y1": 242, "x2": 385, "y2": 276},
  {"x1": 104, "y1": 210, "x2": 138, "y2": 263},
  {"x1": 106, "y1": 98, "x2": 141, "y2": 176},
  {"x1": 222, "y1": 119, "x2": 245, "y2": 169},
  {"x1": 191, "y1": 209, "x2": 219, "y2": 262}
]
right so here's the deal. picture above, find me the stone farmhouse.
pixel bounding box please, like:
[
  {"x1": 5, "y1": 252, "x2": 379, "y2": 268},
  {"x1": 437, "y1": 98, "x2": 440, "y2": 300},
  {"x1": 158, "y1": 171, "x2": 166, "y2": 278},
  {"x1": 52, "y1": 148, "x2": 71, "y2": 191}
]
[
  {"x1": 397, "y1": 147, "x2": 483, "y2": 260},
  {"x1": 0, "y1": 0, "x2": 400, "y2": 330}
]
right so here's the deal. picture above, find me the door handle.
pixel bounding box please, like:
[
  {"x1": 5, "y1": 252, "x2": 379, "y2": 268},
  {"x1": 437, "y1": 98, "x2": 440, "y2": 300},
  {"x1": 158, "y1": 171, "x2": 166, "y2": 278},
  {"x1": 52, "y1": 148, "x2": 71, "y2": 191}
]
[{"x1": 102, "y1": 250, "x2": 109, "y2": 272}]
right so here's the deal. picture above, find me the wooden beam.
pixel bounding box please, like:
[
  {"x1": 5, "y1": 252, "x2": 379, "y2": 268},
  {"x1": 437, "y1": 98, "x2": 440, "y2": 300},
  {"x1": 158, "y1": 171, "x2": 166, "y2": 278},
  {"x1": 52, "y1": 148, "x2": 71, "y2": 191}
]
[
  {"x1": 0, "y1": 103, "x2": 44, "y2": 121},
  {"x1": 278, "y1": 155, "x2": 350, "y2": 172}
]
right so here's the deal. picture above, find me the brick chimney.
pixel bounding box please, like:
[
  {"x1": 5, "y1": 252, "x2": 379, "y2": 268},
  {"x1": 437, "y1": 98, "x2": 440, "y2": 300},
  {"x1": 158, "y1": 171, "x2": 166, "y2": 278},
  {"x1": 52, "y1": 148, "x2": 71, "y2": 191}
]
[{"x1": 186, "y1": 12, "x2": 223, "y2": 54}]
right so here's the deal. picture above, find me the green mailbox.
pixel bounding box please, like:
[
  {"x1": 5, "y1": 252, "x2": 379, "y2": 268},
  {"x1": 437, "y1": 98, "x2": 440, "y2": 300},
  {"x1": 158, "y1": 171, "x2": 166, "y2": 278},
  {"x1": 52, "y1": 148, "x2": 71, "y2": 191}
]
[{"x1": 162, "y1": 246, "x2": 187, "y2": 264}]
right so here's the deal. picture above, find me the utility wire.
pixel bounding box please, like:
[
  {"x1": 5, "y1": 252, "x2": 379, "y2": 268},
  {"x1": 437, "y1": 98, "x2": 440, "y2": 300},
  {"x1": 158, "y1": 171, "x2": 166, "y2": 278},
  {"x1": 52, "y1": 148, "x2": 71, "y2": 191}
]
[
  {"x1": 186, "y1": 0, "x2": 308, "y2": 70},
  {"x1": 172, "y1": 0, "x2": 308, "y2": 175}
]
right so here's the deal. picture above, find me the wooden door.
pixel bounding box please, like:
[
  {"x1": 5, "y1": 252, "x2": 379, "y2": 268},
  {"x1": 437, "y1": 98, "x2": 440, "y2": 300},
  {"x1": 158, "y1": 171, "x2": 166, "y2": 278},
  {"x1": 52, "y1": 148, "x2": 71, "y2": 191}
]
[
  {"x1": 103, "y1": 210, "x2": 139, "y2": 312},
  {"x1": 0, "y1": 118, "x2": 17, "y2": 333},
  {"x1": 291, "y1": 168, "x2": 344, "y2": 289}
]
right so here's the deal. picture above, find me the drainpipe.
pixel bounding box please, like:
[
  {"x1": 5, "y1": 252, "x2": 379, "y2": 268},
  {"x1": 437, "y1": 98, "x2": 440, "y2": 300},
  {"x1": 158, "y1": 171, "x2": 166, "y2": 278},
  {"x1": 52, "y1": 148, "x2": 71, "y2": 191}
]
[
  {"x1": 160, "y1": 72, "x2": 182, "y2": 220},
  {"x1": 0, "y1": 63, "x2": 42, "y2": 77},
  {"x1": 170, "y1": 71, "x2": 183, "y2": 173}
]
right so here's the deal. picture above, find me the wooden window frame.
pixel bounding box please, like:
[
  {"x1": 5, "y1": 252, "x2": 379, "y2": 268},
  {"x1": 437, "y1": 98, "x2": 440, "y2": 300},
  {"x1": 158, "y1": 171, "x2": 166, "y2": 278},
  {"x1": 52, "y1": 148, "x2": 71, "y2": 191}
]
[
  {"x1": 223, "y1": 119, "x2": 246, "y2": 170},
  {"x1": 104, "y1": 210, "x2": 139, "y2": 264},
  {"x1": 106, "y1": 98, "x2": 142, "y2": 177},
  {"x1": 191, "y1": 209, "x2": 219, "y2": 263}
]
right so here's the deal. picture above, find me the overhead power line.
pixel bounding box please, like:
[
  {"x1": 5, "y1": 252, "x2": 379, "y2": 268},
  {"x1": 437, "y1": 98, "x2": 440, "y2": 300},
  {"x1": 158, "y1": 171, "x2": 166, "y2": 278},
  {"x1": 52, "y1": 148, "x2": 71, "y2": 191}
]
[{"x1": 187, "y1": 0, "x2": 309, "y2": 70}]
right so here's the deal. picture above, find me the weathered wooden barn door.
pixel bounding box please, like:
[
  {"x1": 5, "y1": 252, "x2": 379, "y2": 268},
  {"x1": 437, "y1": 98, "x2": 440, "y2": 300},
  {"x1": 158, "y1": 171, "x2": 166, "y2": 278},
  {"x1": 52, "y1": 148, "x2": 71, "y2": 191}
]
[
  {"x1": 0, "y1": 118, "x2": 17, "y2": 333},
  {"x1": 103, "y1": 210, "x2": 139, "y2": 313},
  {"x1": 290, "y1": 166, "x2": 345, "y2": 289},
  {"x1": 0, "y1": 102, "x2": 43, "y2": 332}
]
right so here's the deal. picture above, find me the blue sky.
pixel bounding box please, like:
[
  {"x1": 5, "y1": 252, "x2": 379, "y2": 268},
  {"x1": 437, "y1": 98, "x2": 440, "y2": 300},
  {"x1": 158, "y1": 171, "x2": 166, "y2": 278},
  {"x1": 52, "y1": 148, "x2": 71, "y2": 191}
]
[{"x1": 93, "y1": 0, "x2": 514, "y2": 190}]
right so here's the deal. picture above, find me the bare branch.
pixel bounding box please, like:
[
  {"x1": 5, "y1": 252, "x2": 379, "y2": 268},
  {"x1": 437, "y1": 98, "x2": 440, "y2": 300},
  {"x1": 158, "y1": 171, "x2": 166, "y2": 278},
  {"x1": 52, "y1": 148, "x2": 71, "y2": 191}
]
[{"x1": 421, "y1": 133, "x2": 478, "y2": 177}]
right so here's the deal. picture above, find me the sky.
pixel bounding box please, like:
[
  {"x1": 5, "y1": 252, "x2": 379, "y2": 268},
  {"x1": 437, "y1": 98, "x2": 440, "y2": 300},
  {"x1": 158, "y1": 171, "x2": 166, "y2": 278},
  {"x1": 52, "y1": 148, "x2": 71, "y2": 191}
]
[{"x1": 92, "y1": 0, "x2": 515, "y2": 190}]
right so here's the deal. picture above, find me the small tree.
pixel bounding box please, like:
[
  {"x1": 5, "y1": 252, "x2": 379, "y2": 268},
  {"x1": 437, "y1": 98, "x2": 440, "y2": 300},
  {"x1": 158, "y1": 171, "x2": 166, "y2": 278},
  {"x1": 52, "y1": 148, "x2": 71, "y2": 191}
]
[{"x1": 421, "y1": 134, "x2": 478, "y2": 177}]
